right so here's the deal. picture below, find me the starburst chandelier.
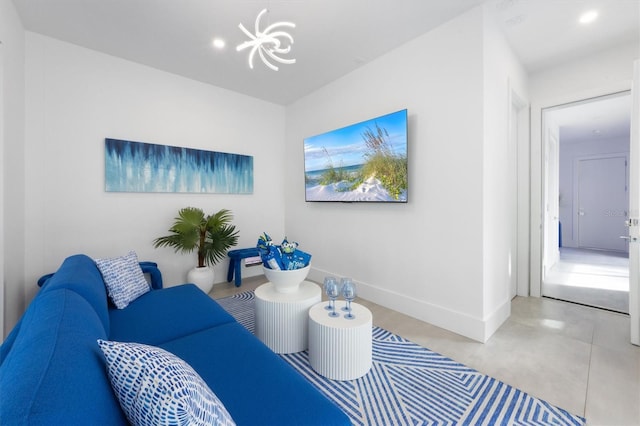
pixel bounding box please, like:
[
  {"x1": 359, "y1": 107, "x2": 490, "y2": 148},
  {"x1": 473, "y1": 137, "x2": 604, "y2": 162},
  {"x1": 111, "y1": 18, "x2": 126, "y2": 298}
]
[{"x1": 236, "y1": 9, "x2": 296, "y2": 71}]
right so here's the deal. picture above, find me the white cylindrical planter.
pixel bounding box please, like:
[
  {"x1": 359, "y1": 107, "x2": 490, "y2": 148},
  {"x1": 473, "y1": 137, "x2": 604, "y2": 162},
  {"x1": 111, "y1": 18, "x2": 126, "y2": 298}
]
[{"x1": 187, "y1": 266, "x2": 215, "y2": 294}]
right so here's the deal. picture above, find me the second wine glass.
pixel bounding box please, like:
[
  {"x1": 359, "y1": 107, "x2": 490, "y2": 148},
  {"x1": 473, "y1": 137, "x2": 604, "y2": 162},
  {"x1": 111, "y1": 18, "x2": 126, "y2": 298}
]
[
  {"x1": 341, "y1": 280, "x2": 356, "y2": 320},
  {"x1": 340, "y1": 277, "x2": 353, "y2": 311}
]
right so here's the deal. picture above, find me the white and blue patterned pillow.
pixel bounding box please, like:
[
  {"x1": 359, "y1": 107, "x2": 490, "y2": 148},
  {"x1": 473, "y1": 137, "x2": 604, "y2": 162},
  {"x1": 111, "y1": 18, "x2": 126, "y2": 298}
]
[
  {"x1": 95, "y1": 251, "x2": 150, "y2": 309},
  {"x1": 98, "y1": 340, "x2": 236, "y2": 426}
]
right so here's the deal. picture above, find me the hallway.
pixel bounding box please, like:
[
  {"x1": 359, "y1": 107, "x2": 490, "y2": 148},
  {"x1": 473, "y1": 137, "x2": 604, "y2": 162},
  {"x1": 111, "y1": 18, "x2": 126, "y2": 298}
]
[{"x1": 544, "y1": 247, "x2": 629, "y2": 313}]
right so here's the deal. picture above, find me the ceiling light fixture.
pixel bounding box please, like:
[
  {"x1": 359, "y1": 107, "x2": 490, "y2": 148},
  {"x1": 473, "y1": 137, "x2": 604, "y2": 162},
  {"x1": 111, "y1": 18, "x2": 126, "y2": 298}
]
[
  {"x1": 236, "y1": 8, "x2": 296, "y2": 71},
  {"x1": 579, "y1": 10, "x2": 598, "y2": 24}
]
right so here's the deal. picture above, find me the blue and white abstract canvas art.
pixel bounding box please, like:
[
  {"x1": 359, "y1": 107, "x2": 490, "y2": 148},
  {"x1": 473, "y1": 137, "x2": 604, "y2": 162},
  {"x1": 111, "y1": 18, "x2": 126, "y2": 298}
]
[{"x1": 105, "y1": 138, "x2": 253, "y2": 194}]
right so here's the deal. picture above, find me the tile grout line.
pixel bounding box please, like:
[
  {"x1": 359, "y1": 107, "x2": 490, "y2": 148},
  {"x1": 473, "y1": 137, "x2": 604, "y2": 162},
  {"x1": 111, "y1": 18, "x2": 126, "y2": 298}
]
[{"x1": 582, "y1": 325, "x2": 596, "y2": 419}]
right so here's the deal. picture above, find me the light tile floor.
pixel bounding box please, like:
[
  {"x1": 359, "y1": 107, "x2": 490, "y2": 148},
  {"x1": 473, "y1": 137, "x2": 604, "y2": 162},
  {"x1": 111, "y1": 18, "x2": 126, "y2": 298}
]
[
  {"x1": 211, "y1": 276, "x2": 640, "y2": 426},
  {"x1": 544, "y1": 247, "x2": 629, "y2": 313}
]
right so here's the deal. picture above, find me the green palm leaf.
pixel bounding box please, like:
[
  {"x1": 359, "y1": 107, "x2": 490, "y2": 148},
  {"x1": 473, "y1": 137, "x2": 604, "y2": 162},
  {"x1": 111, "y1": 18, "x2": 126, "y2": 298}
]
[{"x1": 153, "y1": 207, "x2": 239, "y2": 267}]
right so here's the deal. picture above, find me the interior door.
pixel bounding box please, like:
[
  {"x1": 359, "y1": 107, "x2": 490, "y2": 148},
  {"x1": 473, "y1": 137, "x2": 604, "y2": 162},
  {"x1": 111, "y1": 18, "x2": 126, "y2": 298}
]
[
  {"x1": 543, "y1": 130, "x2": 560, "y2": 278},
  {"x1": 577, "y1": 155, "x2": 628, "y2": 252},
  {"x1": 629, "y1": 60, "x2": 640, "y2": 346}
]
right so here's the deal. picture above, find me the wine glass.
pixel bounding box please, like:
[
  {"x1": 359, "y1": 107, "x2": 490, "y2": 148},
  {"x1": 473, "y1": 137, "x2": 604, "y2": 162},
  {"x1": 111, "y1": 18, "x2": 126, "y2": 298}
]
[
  {"x1": 340, "y1": 277, "x2": 353, "y2": 311},
  {"x1": 342, "y1": 280, "x2": 356, "y2": 320},
  {"x1": 325, "y1": 279, "x2": 340, "y2": 318},
  {"x1": 323, "y1": 277, "x2": 337, "y2": 310}
]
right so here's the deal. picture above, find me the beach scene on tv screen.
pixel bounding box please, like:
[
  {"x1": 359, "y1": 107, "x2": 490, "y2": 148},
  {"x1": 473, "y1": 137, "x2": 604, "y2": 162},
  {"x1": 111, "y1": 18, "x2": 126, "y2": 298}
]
[{"x1": 304, "y1": 109, "x2": 408, "y2": 202}]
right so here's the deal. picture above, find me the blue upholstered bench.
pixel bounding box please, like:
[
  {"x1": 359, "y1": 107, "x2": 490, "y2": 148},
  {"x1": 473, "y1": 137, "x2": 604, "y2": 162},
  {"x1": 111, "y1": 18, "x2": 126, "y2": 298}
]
[{"x1": 227, "y1": 248, "x2": 260, "y2": 286}]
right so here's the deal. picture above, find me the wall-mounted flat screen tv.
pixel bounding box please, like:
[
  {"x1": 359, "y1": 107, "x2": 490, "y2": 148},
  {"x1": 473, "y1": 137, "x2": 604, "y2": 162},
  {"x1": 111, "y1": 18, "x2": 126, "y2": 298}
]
[{"x1": 304, "y1": 109, "x2": 408, "y2": 203}]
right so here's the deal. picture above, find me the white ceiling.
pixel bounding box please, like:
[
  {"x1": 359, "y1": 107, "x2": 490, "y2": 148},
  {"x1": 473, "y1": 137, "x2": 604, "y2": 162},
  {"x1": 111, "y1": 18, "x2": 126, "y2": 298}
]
[
  {"x1": 12, "y1": 0, "x2": 639, "y2": 106},
  {"x1": 12, "y1": 0, "x2": 489, "y2": 105},
  {"x1": 548, "y1": 92, "x2": 632, "y2": 144},
  {"x1": 10, "y1": 0, "x2": 640, "y2": 142},
  {"x1": 493, "y1": 0, "x2": 639, "y2": 73}
]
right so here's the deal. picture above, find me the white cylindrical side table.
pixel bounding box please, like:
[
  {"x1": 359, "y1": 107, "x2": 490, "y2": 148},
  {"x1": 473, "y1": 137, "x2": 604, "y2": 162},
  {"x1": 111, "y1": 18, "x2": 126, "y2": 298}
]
[
  {"x1": 308, "y1": 302, "x2": 372, "y2": 380},
  {"x1": 254, "y1": 281, "x2": 321, "y2": 354}
]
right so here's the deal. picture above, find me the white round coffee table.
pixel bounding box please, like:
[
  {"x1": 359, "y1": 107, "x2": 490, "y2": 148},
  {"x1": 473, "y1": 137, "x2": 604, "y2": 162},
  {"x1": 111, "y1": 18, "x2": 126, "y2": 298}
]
[
  {"x1": 254, "y1": 281, "x2": 321, "y2": 354},
  {"x1": 308, "y1": 302, "x2": 372, "y2": 380}
]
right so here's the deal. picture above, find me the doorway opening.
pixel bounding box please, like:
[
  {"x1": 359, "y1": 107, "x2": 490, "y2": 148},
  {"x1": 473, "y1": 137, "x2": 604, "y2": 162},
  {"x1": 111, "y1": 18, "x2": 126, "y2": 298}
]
[{"x1": 542, "y1": 92, "x2": 632, "y2": 314}]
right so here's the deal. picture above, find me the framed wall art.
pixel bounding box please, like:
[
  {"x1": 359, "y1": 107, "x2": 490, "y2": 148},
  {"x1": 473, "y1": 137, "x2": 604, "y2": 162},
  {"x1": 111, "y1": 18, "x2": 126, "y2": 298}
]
[{"x1": 105, "y1": 138, "x2": 253, "y2": 194}]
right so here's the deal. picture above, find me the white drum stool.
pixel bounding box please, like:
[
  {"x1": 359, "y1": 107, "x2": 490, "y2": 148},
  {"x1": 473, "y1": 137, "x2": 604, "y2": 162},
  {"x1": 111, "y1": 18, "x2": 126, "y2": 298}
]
[
  {"x1": 254, "y1": 281, "x2": 321, "y2": 354},
  {"x1": 308, "y1": 302, "x2": 372, "y2": 380}
]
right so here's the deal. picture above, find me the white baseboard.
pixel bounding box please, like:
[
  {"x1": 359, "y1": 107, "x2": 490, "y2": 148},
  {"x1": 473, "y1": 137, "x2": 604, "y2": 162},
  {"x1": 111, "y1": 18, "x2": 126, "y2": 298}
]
[{"x1": 309, "y1": 267, "x2": 510, "y2": 343}]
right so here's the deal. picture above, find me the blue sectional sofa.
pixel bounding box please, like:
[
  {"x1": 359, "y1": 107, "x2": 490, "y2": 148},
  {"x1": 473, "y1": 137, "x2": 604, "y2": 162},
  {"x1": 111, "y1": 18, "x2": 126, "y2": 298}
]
[{"x1": 0, "y1": 254, "x2": 350, "y2": 425}]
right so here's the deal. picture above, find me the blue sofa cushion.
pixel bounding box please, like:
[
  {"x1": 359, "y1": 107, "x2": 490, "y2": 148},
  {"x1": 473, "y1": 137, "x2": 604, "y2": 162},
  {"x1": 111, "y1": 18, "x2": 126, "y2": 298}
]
[
  {"x1": 95, "y1": 251, "x2": 151, "y2": 309},
  {"x1": 0, "y1": 289, "x2": 127, "y2": 425},
  {"x1": 109, "y1": 284, "x2": 235, "y2": 345},
  {"x1": 39, "y1": 253, "x2": 111, "y2": 335},
  {"x1": 161, "y1": 322, "x2": 351, "y2": 426}
]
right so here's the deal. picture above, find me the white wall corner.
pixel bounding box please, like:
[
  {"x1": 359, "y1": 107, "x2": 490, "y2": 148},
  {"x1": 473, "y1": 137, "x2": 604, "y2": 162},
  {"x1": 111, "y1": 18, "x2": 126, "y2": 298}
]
[{"x1": 482, "y1": 298, "x2": 511, "y2": 342}]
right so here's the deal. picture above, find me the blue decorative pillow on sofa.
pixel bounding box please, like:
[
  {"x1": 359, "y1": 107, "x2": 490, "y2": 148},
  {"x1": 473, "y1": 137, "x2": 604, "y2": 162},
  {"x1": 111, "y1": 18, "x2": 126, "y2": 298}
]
[
  {"x1": 98, "y1": 340, "x2": 235, "y2": 426},
  {"x1": 95, "y1": 251, "x2": 150, "y2": 309}
]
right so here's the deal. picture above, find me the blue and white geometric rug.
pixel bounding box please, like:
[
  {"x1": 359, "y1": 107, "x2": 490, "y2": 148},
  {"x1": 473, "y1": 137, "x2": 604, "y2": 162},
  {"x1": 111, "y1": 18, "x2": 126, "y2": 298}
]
[{"x1": 216, "y1": 292, "x2": 586, "y2": 426}]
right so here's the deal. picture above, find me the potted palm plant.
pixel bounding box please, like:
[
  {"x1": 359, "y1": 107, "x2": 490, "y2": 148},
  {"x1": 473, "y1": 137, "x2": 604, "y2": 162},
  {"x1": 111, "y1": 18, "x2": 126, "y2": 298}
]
[{"x1": 153, "y1": 207, "x2": 239, "y2": 294}]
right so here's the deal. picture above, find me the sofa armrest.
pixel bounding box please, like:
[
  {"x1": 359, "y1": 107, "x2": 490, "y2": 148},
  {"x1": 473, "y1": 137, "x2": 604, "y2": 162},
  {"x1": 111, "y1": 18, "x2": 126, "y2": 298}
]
[
  {"x1": 37, "y1": 273, "x2": 55, "y2": 288},
  {"x1": 139, "y1": 261, "x2": 163, "y2": 289}
]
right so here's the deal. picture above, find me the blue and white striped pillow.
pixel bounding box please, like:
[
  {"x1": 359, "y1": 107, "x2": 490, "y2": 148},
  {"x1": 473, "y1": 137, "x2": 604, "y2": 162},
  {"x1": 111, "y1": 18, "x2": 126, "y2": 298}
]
[
  {"x1": 98, "y1": 340, "x2": 235, "y2": 426},
  {"x1": 95, "y1": 251, "x2": 150, "y2": 309}
]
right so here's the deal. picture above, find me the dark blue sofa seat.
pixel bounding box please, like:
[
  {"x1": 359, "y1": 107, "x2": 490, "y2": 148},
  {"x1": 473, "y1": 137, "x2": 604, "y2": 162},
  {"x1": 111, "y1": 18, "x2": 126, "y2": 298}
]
[
  {"x1": 162, "y1": 322, "x2": 350, "y2": 426},
  {"x1": 0, "y1": 254, "x2": 350, "y2": 426},
  {"x1": 109, "y1": 283, "x2": 235, "y2": 345}
]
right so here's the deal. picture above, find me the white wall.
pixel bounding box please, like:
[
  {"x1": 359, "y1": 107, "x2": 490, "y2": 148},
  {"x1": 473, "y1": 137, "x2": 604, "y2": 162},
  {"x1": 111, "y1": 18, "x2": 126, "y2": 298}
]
[
  {"x1": 481, "y1": 6, "x2": 529, "y2": 337},
  {"x1": 0, "y1": 38, "x2": 3, "y2": 339},
  {"x1": 0, "y1": 0, "x2": 26, "y2": 337},
  {"x1": 285, "y1": 6, "x2": 527, "y2": 342},
  {"x1": 23, "y1": 33, "x2": 286, "y2": 302},
  {"x1": 529, "y1": 41, "x2": 639, "y2": 296}
]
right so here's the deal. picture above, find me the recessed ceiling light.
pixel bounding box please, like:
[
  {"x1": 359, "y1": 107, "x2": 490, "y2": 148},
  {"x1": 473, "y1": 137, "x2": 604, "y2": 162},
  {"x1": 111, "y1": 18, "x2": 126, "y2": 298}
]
[
  {"x1": 579, "y1": 10, "x2": 598, "y2": 24},
  {"x1": 212, "y1": 38, "x2": 226, "y2": 49}
]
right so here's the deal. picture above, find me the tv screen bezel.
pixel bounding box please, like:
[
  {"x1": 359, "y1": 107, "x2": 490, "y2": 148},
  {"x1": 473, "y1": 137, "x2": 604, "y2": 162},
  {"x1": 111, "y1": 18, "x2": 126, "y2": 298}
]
[{"x1": 303, "y1": 109, "x2": 408, "y2": 203}]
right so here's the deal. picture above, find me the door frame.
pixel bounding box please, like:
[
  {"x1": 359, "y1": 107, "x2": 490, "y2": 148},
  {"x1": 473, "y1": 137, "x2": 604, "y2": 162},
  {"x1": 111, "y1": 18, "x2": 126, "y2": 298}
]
[
  {"x1": 542, "y1": 127, "x2": 560, "y2": 281},
  {"x1": 530, "y1": 85, "x2": 633, "y2": 298},
  {"x1": 630, "y1": 60, "x2": 640, "y2": 345},
  {"x1": 510, "y1": 87, "x2": 528, "y2": 298}
]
